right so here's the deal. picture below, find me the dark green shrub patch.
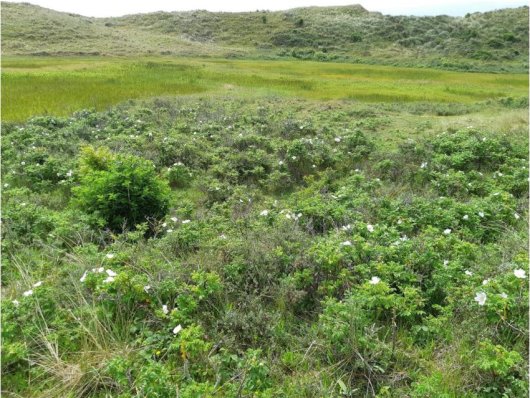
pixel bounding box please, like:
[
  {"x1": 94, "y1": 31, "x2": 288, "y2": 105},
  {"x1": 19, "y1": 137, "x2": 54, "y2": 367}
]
[{"x1": 73, "y1": 146, "x2": 170, "y2": 232}]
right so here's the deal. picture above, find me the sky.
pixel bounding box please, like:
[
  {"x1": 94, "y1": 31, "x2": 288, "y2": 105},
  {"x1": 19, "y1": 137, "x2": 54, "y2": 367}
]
[{"x1": 4, "y1": 0, "x2": 528, "y2": 17}]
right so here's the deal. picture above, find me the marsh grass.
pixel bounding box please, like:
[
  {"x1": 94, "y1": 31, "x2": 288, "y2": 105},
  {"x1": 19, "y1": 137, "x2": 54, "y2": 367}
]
[{"x1": 3, "y1": 56, "x2": 528, "y2": 121}]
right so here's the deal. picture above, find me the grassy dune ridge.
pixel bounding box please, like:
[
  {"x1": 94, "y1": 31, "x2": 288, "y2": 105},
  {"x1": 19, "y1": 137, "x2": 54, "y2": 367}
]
[
  {"x1": 2, "y1": 56, "x2": 528, "y2": 121},
  {"x1": 2, "y1": 2, "x2": 528, "y2": 73}
]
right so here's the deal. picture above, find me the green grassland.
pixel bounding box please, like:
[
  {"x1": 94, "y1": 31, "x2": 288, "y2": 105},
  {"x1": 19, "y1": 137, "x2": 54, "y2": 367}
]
[{"x1": 3, "y1": 56, "x2": 528, "y2": 121}]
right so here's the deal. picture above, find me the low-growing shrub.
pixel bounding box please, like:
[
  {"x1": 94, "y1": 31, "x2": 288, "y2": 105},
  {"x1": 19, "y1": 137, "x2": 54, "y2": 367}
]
[{"x1": 166, "y1": 162, "x2": 193, "y2": 188}]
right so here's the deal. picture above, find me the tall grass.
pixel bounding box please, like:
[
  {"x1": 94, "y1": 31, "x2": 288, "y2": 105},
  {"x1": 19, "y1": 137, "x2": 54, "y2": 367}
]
[
  {"x1": 7, "y1": 253, "x2": 139, "y2": 398},
  {"x1": 2, "y1": 56, "x2": 528, "y2": 121}
]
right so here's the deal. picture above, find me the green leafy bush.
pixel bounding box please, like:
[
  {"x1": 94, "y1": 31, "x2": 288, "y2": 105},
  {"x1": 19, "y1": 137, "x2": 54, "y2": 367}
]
[
  {"x1": 73, "y1": 146, "x2": 170, "y2": 232},
  {"x1": 472, "y1": 340, "x2": 527, "y2": 397},
  {"x1": 166, "y1": 162, "x2": 193, "y2": 188}
]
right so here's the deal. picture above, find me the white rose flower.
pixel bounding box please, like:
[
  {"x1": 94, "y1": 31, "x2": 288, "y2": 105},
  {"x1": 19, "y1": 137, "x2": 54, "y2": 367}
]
[
  {"x1": 514, "y1": 269, "x2": 526, "y2": 279},
  {"x1": 173, "y1": 324, "x2": 183, "y2": 335},
  {"x1": 474, "y1": 292, "x2": 487, "y2": 306}
]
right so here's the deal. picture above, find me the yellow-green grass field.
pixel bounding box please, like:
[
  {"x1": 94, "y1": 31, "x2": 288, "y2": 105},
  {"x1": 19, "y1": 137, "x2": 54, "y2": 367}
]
[{"x1": 2, "y1": 56, "x2": 528, "y2": 122}]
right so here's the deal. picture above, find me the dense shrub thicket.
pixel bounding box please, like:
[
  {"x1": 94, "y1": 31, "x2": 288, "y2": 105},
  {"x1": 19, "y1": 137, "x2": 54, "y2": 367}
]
[{"x1": 1, "y1": 97, "x2": 528, "y2": 397}]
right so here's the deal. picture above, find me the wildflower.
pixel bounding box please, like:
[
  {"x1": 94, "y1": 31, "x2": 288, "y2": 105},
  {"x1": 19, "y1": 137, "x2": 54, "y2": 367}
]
[
  {"x1": 369, "y1": 276, "x2": 381, "y2": 285},
  {"x1": 341, "y1": 224, "x2": 351, "y2": 231},
  {"x1": 106, "y1": 269, "x2": 117, "y2": 277},
  {"x1": 106, "y1": 253, "x2": 115, "y2": 259},
  {"x1": 143, "y1": 285, "x2": 151, "y2": 293},
  {"x1": 340, "y1": 241, "x2": 352, "y2": 246},
  {"x1": 80, "y1": 271, "x2": 88, "y2": 283},
  {"x1": 462, "y1": 214, "x2": 469, "y2": 220},
  {"x1": 66, "y1": 170, "x2": 73, "y2": 177},
  {"x1": 23, "y1": 290, "x2": 33, "y2": 297},
  {"x1": 500, "y1": 292, "x2": 508, "y2": 299},
  {"x1": 103, "y1": 276, "x2": 115, "y2": 283},
  {"x1": 478, "y1": 211, "x2": 485, "y2": 218},
  {"x1": 166, "y1": 229, "x2": 173, "y2": 233},
  {"x1": 514, "y1": 269, "x2": 526, "y2": 279},
  {"x1": 286, "y1": 212, "x2": 302, "y2": 221},
  {"x1": 443, "y1": 260, "x2": 449, "y2": 267},
  {"x1": 96, "y1": 267, "x2": 105, "y2": 273},
  {"x1": 278, "y1": 160, "x2": 284, "y2": 165},
  {"x1": 12, "y1": 299, "x2": 20, "y2": 307},
  {"x1": 171, "y1": 217, "x2": 178, "y2": 222},
  {"x1": 173, "y1": 324, "x2": 182, "y2": 335},
  {"x1": 162, "y1": 222, "x2": 167, "y2": 228},
  {"x1": 291, "y1": 156, "x2": 297, "y2": 160},
  {"x1": 260, "y1": 210, "x2": 269, "y2": 216},
  {"x1": 367, "y1": 224, "x2": 374, "y2": 233},
  {"x1": 420, "y1": 162, "x2": 427, "y2": 169},
  {"x1": 219, "y1": 234, "x2": 227, "y2": 239},
  {"x1": 162, "y1": 305, "x2": 169, "y2": 315},
  {"x1": 465, "y1": 270, "x2": 473, "y2": 276},
  {"x1": 482, "y1": 279, "x2": 490, "y2": 285},
  {"x1": 21, "y1": 161, "x2": 26, "y2": 166},
  {"x1": 33, "y1": 281, "x2": 43, "y2": 288},
  {"x1": 182, "y1": 220, "x2": 191, "y2": 224},
  {"x1": 514, "y1": 212, "x2": 520, "y2": 220},
  {"x1": 474, "y1": 292, "x2": 487, "y2": 306},
  {"x1": 3, "y1": 183, "x2": 9, "y2": 188},
  {"x1": 334, "y1": 137, "x2": 341, "y2": 143},
  {"x1": 443, "y1": 228, "x2": 451, "y2": 235}
]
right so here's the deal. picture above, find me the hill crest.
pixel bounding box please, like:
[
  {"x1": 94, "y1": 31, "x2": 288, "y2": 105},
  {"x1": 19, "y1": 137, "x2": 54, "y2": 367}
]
[{"x1": 2, "y1": 2, "x2": 528, "y2": 72}]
